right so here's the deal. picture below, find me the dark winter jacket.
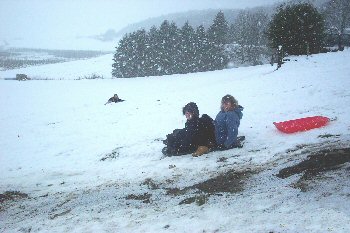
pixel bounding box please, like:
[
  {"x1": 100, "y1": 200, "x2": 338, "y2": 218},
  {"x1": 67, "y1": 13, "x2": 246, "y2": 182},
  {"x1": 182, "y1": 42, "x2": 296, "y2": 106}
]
[
  {"x1": 214, "y1": 105, "x2": 243, "y2": 149},
  {"x1": 107, "y1": 96, "x2": 125, "y2": 103},
  {"x1": 164, "y1": 114, "x2": 215, "y2": 156},
  {"x1": 196, "y1": 114, "x2": 216, "y2": 147}
]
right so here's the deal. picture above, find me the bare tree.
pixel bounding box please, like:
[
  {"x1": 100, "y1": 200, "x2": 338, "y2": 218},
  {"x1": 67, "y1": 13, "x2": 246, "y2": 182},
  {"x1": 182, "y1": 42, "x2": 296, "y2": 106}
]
[
  {"x1": 322, "y1": 0, "x2": 350, "y2": 50},
  {"x1": 229, "y1": 9, "x2": 270, "y2": 65}
]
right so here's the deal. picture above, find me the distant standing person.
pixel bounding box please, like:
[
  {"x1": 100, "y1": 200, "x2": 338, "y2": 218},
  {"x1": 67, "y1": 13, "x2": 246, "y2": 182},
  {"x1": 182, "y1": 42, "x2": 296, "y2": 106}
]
[
  {"x1": 214, "y1": 94, "x2": 244, "y2": 150},
  {"x1": 105, "y1": 94, "x2": 125, "y2": 105}
]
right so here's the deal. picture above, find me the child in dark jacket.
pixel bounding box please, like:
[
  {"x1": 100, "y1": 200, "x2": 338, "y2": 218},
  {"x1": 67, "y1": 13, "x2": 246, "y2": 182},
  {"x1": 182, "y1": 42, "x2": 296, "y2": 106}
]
[
  {"x1": 104, "y1": 94, "x2": 125, "y2": 105},
  {"x1": 214, "y1": 95, "x2": 244, "y2": 150},
  {"x1": 162, "y1": 102, "x2": 215, "y2": 157}
]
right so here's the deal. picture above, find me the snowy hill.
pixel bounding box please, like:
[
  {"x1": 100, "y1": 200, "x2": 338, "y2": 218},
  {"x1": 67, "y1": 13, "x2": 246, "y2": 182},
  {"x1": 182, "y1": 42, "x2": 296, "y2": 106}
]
[{"x1": 1, "y1": 49, "x2": 350, "y2": 232}]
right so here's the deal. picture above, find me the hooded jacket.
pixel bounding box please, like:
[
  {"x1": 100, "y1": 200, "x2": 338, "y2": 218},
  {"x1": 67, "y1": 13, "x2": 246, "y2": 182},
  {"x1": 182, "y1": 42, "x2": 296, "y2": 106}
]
[
  {"x1": 164, "y1": 114, "x2": 215, "y2": 155},
  {"x1": 214, "y1": 105, "x2": 243, "y2": 149}
]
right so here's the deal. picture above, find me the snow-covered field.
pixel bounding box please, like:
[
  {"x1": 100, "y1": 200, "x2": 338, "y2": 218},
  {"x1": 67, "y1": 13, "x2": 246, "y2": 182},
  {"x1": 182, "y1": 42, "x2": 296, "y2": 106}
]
[
  {"x1": 1, "y1": 49, "x2": 350, "y2": 232},
  {"x1": 0, "y1": 53, "x2": 114, "y2": 80}
]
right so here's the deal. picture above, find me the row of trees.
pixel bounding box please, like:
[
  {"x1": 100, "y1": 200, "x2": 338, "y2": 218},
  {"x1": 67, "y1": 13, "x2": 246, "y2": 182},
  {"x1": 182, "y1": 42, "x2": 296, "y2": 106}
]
[
  {"x1": 112, "y1": 1, "x2": 349, "y2": 78},
  {"x1": 112, "y1": 12, "x2": 228, "y2": 78},
  {"x1": 112, "y1": 10, "x2": 270, "y2": 78}
]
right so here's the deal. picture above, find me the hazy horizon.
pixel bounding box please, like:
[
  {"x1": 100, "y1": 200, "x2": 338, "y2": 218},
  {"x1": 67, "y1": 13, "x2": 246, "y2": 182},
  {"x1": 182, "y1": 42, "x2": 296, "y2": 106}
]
[{"x1": 0, "y1": 0, "x2": 284, "y2": 50}]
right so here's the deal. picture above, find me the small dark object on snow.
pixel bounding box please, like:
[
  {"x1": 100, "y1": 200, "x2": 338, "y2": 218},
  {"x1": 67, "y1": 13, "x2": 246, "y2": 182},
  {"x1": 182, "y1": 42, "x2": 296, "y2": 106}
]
[
  {"x1": 105, "y1": 94, "x2": 125, "y2": 105},
  {"x1": 16, "y1": 74, "x2": 30, "y2": 81}
]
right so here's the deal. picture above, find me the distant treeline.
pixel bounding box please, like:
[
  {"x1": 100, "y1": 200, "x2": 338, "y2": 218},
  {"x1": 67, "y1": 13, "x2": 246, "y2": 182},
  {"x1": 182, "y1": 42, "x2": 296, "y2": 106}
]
[
  {"x1": 0, "y1": 48, "x2": 110, "y2": 70},
  {"x1": 0, "y1": 58, "x2": 65, "y2": 70},
  {"x1": 6, "y1": 48, "x2": 110, "y2": 59},
  {"x1": 112, "y1": 1, "x2": 350, "y2": 78},
  {"x1": 112, "y1": 9, "x2": 273, "y2": 78},
  {"x1": 112, "y1": 12, "x2": 229, "y2": 78}
]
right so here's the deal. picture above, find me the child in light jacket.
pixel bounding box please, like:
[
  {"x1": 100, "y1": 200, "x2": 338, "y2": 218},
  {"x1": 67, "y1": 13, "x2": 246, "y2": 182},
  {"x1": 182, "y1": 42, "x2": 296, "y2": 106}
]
[{"x1": 214, "y1": 94, "x2": 243, "y2": 150}]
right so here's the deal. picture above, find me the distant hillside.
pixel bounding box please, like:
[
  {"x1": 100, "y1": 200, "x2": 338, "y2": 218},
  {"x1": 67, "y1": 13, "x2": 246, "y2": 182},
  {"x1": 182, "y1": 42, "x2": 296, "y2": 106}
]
[
  {"x1": 115, "y1": 9, "x2": 240, "y2": 37},
  {"x1": 94, "y1": 0, "x2": 329, "y2": 42},
  {"x1": 95, "y1": 6, "x2": 276, "y2": 42}
]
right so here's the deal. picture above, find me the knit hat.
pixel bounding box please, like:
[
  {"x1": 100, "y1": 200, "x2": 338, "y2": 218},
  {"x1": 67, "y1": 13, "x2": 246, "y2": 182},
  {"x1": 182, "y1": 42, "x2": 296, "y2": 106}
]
[{"x1": 182, "y1": 102, "x2": 199, "y2": 118}]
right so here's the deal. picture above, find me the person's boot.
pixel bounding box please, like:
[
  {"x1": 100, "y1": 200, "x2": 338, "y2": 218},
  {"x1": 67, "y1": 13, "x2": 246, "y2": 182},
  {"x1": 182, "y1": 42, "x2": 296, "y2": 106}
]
[{"x1": 192, "y1": 146, "x2": 209, "y2": 157}]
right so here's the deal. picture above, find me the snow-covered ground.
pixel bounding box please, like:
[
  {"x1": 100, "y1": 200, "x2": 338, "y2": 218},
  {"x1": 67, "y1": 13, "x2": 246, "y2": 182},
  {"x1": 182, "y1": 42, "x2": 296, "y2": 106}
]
[{"x1": 1, "y1": 49, "x2": 350, "y2": 232}]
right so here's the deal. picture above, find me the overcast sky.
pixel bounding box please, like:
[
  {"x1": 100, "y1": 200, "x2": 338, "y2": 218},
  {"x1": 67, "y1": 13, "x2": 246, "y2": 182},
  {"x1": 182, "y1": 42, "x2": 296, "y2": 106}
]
[{"x1": 0, "y1": 0, "x2": 284, "y2": 50}]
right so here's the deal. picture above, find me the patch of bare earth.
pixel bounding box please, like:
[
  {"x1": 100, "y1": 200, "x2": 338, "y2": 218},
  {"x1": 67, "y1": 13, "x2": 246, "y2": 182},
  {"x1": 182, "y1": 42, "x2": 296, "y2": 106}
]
[
  {"x1": 277, "y1": 147, "x2": 350, "y2": 191},
  {"x1": 166, "y1": 170, "x2": 254, "y2": 205},
  {"x1": 0, "y1": 191, "x2": 29, "y2": 211}
]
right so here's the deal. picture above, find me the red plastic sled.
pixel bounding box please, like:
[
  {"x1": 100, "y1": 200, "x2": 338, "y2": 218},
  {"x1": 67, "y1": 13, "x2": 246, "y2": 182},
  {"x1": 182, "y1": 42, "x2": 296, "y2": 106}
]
[{"x1": 273, "y1": 116, "x2": 330, "y2": 134}]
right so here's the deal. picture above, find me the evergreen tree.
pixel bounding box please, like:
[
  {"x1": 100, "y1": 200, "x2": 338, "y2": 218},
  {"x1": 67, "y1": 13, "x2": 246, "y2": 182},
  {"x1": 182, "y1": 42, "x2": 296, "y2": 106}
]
[
  {"x1": 112, "y1": 30, "x2": 150, "y2": 78},
  {"x1": 158, "y1": 20, "x2": 174, "y2": 75},
  {"x1": 131, "y1": 29, "x2": 149, "y2": 77},
  {"x1": 208, "y1": 11, "x2": 229, "y2": 45},
  {"x1": 112, "y1": 37, "x2": 125, "y2": 78},
  {"x1": 267, "y1": 3, "x2": 325, "y2": 55},
  {"x1": 168, "y1": 22, "x2": 182, "y2": 74},
  {"x1": 112, "y1": 34, "x2": 133, "y2": 78},
  {"x1": 207, "y1": 11, "x2": 229, "y2": 70},
  {"x1": 147, "y1": 26, "x2": 162, "y2": 76},
  {"x1": 179, "y1": 22, "x2": 197, "y2": 73},
  {"x1": 231, "y1": 11, "x2": 251, "y2": 64},
  {"x1": 195, "y1": 25, "x2": 211, "y2": 72}
]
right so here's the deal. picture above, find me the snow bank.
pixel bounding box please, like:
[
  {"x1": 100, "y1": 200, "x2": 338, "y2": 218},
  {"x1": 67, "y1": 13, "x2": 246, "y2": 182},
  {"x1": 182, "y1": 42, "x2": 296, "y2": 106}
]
[{"x1": 1, "y1": 49, "x2": 350, "y2": 232}]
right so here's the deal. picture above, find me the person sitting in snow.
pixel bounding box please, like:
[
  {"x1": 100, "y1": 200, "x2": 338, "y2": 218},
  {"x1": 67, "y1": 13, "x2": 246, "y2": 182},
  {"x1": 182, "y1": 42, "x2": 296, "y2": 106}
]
[
  {"x1": 104, "y1": 94, "x2": 125, "y2": 105},
  {"x1": 214, "y1": 94, "x2": 244, "y2": 150},
  {"x1": 162, "y1": 102, "x2": 215, "y2": 157}
]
